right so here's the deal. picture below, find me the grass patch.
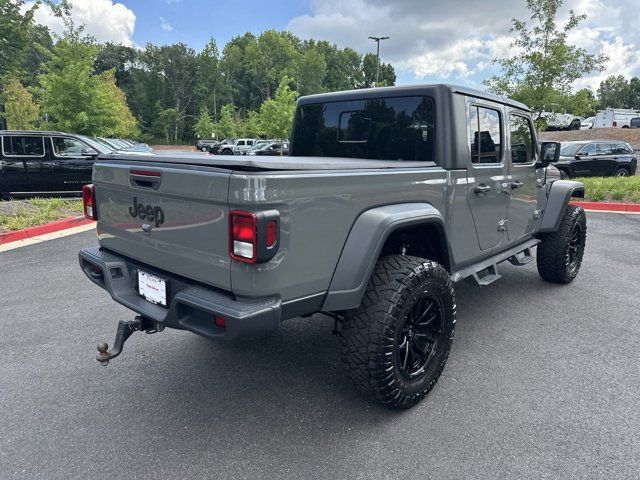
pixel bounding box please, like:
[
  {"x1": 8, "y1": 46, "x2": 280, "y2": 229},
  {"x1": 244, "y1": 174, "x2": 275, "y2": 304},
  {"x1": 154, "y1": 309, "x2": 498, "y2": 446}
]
[
  {"x1": 577, "y1": 176, "x2": 640, "y2": 203},
  {"x1": 0, "y1": 197, "x2": 83, "y2": 232}
]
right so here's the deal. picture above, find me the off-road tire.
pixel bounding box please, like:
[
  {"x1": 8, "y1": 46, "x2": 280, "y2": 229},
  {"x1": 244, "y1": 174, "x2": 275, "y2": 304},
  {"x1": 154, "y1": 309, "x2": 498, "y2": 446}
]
[
  {"x1": 537, "y1": 205, "x2": 587, "y2": 283},
  {"x1": 340, "y1": 255, "x2": 456, "y2": 409}
]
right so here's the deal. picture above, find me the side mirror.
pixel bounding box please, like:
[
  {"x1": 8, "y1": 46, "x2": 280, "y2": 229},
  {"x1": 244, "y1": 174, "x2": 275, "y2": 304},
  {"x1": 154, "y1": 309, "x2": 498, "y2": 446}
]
[
  {"x1": 81, "y1": 147, "x2": 98, "y2": 157},
  {"x1": 537, "y1": 141, "x2": 560, "y2": 168}
]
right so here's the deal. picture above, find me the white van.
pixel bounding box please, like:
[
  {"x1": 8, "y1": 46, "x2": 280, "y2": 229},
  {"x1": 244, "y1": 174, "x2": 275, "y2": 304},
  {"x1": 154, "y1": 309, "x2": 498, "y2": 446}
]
[{"x1": 592, "y1": 108, "x2": 640, "y2": 128}]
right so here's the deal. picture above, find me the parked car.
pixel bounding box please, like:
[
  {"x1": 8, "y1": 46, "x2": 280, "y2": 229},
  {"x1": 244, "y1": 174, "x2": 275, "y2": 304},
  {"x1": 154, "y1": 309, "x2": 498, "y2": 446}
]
[
  {"x1": 207, "y1": 138, "x2": 232, "y2": 155},
  {"x1": 592, "y1": 108, "x2": 640, "y2": 128},
  {"x1": 246, "y1": 141, "x2": 289, "y2": 156},
  {"x1": 580, "y1": 116, "x2": 595, "y2": 130},
  {"x1": 79, "y1": 83, "x2": 586, "y2": 409},
  {"x1": 630, "y1": 117, "x2": 640, "y2": 129},
  {"x1": 554, "y1": 141, "x2": 637, "y2": 177},
  {"x1": 539, "y1": 112, "x2": 581, "y2": 131},
  {"x1": 215, "y1": 138, "x2": 256, "y2": 155},
  {"x1": 195, "y1": 139, "x2": 218, "y2": 152},
  {"x1": 0, "y1": 130, "x2": 113, "y2": 198},
  {"x1": 97, "y1": 137, "x2": 153, "y2": 153}
]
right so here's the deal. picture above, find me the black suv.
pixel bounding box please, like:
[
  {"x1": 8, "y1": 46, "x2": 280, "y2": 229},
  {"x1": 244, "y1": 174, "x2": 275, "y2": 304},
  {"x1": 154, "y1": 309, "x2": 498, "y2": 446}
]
[
  {"x1": 0, "y1": 130, "x2": 113, "y2": 198},
  {"x1": 555, "y1": 141, "x2": 637, "y2": 177}
]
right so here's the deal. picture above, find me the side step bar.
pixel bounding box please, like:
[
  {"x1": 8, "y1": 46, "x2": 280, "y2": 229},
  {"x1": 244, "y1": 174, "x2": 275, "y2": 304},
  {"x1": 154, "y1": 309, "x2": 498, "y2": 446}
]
[{"x1": 451, "y1": 239, "x2": 540, "y2": 286}]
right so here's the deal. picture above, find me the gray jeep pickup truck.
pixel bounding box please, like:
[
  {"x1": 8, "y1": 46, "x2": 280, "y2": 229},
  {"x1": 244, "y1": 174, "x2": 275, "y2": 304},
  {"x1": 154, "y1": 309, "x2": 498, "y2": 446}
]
[{"x1": 79, "y1": 84, "x2": 586, "y2": 409}]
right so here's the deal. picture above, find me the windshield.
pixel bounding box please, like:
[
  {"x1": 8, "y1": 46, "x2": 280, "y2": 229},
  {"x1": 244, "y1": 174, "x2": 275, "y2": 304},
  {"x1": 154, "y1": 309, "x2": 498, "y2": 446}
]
[
  {"x1": 560, "y1": 143, "x2": 585, "y2": 156},
  {"x1": 77, "y1": 135, "x2": 114, "y2": 154},
  {"x1": 251, "y1": 141, "x2": 270, "y2": 150},
  {"x1": 291, "y1": 96, "x2": 435, "y2": 161}
]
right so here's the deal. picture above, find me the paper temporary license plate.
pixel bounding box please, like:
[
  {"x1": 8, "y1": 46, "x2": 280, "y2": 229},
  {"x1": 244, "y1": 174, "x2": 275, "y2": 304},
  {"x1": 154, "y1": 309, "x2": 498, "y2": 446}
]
[{"x1": 137, "y1": 270, "x2": 167, "y2": 307}]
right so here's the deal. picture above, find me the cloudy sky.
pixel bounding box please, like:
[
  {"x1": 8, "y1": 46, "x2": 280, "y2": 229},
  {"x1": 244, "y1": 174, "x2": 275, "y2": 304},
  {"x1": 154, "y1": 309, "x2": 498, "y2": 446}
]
[{"x1": 25, "y1": 0, "x2": 640, "y2": 91}]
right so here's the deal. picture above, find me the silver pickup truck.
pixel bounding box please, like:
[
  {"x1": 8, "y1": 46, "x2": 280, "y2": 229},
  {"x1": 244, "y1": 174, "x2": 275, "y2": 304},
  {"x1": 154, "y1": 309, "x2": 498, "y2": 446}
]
[{"x1": 79, "y1": 84, "x2": 586, "y2": 409}]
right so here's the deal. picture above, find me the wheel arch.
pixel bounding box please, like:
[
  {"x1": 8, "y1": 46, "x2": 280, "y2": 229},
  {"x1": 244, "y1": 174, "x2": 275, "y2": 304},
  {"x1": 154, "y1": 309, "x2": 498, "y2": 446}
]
[
  {"x1": 539, "y1": 180, "x2": 585, "y2": 233},
  {"x1": 322, "y1": 203, "x2": 451, "y2": 312}
]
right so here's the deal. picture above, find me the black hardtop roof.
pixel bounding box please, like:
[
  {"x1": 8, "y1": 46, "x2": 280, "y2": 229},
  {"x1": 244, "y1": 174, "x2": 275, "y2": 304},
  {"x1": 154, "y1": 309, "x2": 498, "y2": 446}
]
[{"x1": 297, "y1": 83, "x2": 531, "y2": 111}]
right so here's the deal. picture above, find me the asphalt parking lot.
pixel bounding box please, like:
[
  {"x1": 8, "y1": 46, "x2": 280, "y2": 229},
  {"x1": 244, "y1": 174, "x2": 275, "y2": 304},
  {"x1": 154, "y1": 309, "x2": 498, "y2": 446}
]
[{"x1": 1, "y1": 212, "x2": 639, "y2": 479}]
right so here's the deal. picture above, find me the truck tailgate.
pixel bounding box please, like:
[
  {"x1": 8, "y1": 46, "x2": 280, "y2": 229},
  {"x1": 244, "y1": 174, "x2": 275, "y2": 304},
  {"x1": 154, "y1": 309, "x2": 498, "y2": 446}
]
[{"x1": 93, "y1": 160, "x2": 232, "y2": 290}]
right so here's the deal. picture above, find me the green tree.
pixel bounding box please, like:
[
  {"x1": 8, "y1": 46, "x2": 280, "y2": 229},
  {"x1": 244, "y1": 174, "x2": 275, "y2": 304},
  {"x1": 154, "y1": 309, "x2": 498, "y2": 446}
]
[
  {"x1": 362, "y1": 53, "x2": 396, "y2": 87},
  {"x1": 38, "y1": 38, "x2": 138, "y2": 136},
  {"x1": 151, "y1": 107, "x2": 178, "y2": 144},
  {"x1": 567, "y1": 88, "x2": 597, "y2": 116},
  {"x1": 0, "y1": 0, "x2": 39, "y2": 82},
  {"x1": 292, "y1": 48, "x2": 326, "y2": 95},
  {"x1": 194, "y1": 106, "x2": 216, "y2": 139},
  {"x1": 0, "y1": 77, "x2": 39, "y2": 129},
  {"x1": 484, "y1": 0, "x2": 607, "y2": 123},
  {"x1": 240, "y1": 110, "x2": 265, "y2": 138},
  {"x1": 259, "y1": 77, "x2": 298, "y2": 139},
  {"x1": 140, "y1": 43, "x2": 198, "y2": 143},
  {"x1": 214, "y1": 104, "x2": 238, "y2": 139},
  {"x1": 627, "y1": 77, "x2": 640, "y2": 110},
  {"x1": 597, "y1": 75, "x2": 629, "y2": 108}
]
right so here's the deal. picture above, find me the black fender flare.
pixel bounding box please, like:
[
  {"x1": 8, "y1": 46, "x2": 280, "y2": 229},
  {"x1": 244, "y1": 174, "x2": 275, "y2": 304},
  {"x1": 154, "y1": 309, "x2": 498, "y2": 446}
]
[
  {"x1": 322, "y1": 203, "x2": 449, "y2": 312},
  {"x1": 539, "y1": 180, "x2": 585, "y2": 233}
]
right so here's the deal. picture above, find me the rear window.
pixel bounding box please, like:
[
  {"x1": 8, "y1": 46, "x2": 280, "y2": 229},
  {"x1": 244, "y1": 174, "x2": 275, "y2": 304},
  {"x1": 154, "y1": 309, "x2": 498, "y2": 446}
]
[
  {"x1": 2, "y1": 136, "x2": 45, "y2": 157},
  {"x1": 291, "y1": 96, "x2": 435, "y2": 162}
]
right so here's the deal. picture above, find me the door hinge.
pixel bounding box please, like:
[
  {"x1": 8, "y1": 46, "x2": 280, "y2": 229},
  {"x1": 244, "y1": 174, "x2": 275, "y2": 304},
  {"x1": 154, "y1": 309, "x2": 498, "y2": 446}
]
[{"x1": 497, "y1": 219, "x2": 508, "y2": 232}]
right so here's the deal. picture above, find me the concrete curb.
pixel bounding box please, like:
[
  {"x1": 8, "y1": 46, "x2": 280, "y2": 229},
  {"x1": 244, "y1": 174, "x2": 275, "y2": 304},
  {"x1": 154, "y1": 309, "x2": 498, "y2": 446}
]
[
  {"x1": 570, "y1": 201, "x2": 640, "y2": 213},
  {"x1": 0, "y1": 216, "x2": 94, "y2": 245}
]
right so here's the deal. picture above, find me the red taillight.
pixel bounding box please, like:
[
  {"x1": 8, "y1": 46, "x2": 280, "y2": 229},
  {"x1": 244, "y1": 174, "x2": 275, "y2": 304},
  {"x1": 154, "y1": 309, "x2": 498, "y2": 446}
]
[
  {"x1": 266, "y1": 220, "x2": 277, "y2": 247},
  {"x1": 214, "y1": 315, "x2": 226, "y2": 328},
  {"x1": 82, "y1": 184, "x2": 97, "y2": 220},
  {"x1": 229, "y1": 210, "x2": 257, "y2": 263}
]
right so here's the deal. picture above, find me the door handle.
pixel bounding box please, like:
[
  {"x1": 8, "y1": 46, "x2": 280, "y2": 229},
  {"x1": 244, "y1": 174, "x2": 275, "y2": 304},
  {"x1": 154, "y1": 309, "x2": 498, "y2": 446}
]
[
  {"x1": 510, "y1": 180, "x2": 524, "y2": 190},
  {"x1": 474, "y1": 184, "x2": 492, "y2": 196}
]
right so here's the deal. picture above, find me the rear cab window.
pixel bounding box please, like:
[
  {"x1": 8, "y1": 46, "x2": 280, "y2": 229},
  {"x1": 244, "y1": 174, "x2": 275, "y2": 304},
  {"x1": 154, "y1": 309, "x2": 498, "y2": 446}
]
[
  {"x1": 1, "y1": 135, "x2": 45, "y2": 157},
  {"x1": 291, "y1": 96, "x2": 435, "y2": 162}
]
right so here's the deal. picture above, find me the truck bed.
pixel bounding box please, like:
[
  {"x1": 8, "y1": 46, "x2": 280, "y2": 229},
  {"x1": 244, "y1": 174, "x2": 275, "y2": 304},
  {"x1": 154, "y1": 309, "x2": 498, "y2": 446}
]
[{"x1": 103, "y1": 152, "x2": 437, "y2": 171}]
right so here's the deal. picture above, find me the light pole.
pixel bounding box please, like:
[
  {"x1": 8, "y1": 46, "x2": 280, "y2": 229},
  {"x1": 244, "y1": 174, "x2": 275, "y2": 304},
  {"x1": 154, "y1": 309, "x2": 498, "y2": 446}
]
[{"x1": 368, "y1": 36, "x2": 389, "y2": 86}]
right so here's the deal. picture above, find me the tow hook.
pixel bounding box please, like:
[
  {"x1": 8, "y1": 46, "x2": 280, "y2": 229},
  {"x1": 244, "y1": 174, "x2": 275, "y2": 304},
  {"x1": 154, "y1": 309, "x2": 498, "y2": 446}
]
[{"x1": 96, "y1": 316, "x2": 164, "y2": 366}]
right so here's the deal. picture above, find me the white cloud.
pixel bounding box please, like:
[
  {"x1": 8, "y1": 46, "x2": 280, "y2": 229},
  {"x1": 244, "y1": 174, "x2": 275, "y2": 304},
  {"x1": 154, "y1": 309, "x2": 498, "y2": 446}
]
[
  {"x1": 24, "y1": 0, "x2": 135, "y2": 46},
  {"x1": 160, "y1": 16, "x2": 172, "y2": 31},
  {"x1": 287, "y1": 0, "x2": 640, "y2": 91}
]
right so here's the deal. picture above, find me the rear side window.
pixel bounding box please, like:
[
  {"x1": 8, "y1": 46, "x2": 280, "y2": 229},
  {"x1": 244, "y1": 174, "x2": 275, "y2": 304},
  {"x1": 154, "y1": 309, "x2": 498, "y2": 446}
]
[
  {"x1": 579, "y1": 143, "x2": 598, "y2": 155},
  {"x1": 509, "y1": 114, "x2": 535, "y2": 164},
  {"x1": 2, "y1": 136, "x2": 45, "y2": 157},
  {"x1": 468, "y1": 105, "x2": 502, "y2": 164},
  {"x1": 599, "y1": 144, "x2": 613, "y2": 155},
  {"x1": 291, "y1": 96, "x2": 435, "y2": 162},
  {"x1": 613, "y1": 143, "x2": 632, "y2": 154}
]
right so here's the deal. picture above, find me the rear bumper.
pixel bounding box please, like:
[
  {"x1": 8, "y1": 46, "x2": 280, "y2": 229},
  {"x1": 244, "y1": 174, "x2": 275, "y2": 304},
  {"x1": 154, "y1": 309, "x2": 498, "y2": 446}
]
[{"x1": 78, "y1": 246, "x2": 281, "y2": 340}]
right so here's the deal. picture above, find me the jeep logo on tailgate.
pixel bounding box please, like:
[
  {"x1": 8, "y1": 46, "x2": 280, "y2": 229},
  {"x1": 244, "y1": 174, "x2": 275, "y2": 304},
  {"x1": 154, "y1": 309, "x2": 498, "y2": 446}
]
[{"x1": 129, "y1": 197, "x2": 165, "y2": 228}]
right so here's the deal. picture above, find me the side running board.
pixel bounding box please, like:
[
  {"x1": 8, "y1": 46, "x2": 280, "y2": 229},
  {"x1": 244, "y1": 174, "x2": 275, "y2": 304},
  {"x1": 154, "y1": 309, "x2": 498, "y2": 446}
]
[{"x1": 451, "y1": 239, "x2": 540, "y2": 286}]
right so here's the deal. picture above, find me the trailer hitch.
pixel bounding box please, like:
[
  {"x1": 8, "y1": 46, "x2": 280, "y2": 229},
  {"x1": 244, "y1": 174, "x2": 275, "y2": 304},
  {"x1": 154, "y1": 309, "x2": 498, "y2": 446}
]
[{"x1": 96, "y1": 316, "x2": 163, "y2": 366}]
